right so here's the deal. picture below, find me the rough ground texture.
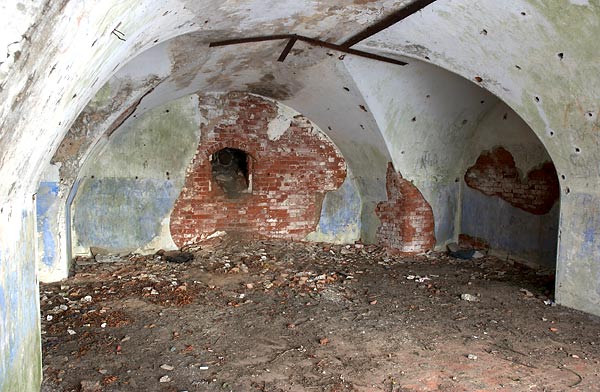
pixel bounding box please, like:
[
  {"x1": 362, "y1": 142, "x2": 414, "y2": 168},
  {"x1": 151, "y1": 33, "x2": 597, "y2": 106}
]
[{"x1": 41, "y1": 238, "x2": 600, "y2": 391}]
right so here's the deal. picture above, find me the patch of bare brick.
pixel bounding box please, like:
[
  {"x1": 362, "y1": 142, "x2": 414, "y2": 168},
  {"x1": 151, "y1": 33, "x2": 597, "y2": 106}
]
[
  {"x1": 375, "y1": 163, "x2": 436, "y2": 254},
  {"x1": 170, "y1": 93, "x2": 346, "y2": 246},
  {"x1": 465, "y1": 146, "x2": 559, "y2": 215}
]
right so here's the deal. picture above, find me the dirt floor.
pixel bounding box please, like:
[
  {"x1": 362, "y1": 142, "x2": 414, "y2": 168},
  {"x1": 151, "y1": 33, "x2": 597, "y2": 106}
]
[{"x1": 40, "y1": 238, "x2": 600, "y2": 391}]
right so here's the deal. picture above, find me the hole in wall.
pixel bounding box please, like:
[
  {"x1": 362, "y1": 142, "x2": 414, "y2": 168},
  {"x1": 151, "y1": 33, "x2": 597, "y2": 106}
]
[
  {"x1": 534, "y1": 96, "x2": 540, "y2": 103},
  {"x1": 558, "y1": 52, "x2": 564, "y2": 60},
  {"x1": 575, "y1": 147, "x2": 581, "y2": 153},
  {"x1": 211, "y1": 148, "x2": 251, "y2": 197}
]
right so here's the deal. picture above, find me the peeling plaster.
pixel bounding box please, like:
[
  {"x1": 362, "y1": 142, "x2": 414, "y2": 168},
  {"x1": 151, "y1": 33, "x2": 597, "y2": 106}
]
[{"x1": 2, "y1": 1, "x2": 600, "y2": 389}]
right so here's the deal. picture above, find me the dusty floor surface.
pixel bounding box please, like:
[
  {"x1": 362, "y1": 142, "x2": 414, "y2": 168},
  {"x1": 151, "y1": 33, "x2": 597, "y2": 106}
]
[{"x1": 40, "y1": 238, "x2": 600, "y2": 391}]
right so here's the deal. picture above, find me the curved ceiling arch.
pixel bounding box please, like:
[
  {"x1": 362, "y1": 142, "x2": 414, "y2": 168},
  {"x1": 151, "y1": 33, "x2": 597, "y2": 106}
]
[
  {"x1": 2, "y1": 4, "x2": 599, "y2": 389},
  {"x1": 356, "y1": 0, "x2": 600, "y2": 184}
]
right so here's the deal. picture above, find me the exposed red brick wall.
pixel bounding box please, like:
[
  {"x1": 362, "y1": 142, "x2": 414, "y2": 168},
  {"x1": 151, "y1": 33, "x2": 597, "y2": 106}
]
[
  {"x1": 375, "y1": 163, "x2": 436, "y2": 254},
  {"x1": 170, "y1": 93, "x2": 346, "y2": 246},
  {"x1": 458, "y1": 234, "x2": 490, "y2": 250},
  {"x1": 464, "y1": 147, "x2": 559, "y2": 215}
]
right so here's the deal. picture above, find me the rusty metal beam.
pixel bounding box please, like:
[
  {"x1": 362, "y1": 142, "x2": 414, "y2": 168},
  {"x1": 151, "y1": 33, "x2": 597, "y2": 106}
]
[
  {"x1": 209, "y1": 34, "x2": 407, "y2": 66},
  {"x1": 209, "y1": 34, "x2": 293, "y2": 47},
  {"x1": 297, "y1": 35, "x2": 407, "y2": 66},
  {"x1": 340, "y1": 0, "x2": 438, "y2": 48},
  {"x1": 277, "y1": 37, "x2": 298, "y2": 62}
]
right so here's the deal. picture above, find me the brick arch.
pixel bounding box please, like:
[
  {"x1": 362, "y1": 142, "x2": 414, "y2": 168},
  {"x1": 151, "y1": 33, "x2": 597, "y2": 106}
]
[
  {"x1": 170, "y1": 93, "x2": 346, "y2": 246},
  {"x1": 195, "y1": 141, "x2": 257, "y2": 164}
]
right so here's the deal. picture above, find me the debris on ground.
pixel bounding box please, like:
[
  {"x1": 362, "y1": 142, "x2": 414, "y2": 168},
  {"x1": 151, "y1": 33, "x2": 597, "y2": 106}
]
[
  {"x1": 156, "y1": 249, "x2": 194, "y2": 264},
  {"x1": 40, "y1": 237, "x2": 600, "y2": 391},
  {"x1": 461, "y1": 293, "x2": 479, "y2": 302},
  {"x1": 447, "y1": 242, "x2": 485, "y2": 260}
]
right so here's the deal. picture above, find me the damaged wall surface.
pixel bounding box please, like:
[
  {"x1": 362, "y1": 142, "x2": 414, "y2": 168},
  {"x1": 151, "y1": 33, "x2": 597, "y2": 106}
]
[
  {"x1": 170, "y1": 93, "x2": 349, "y2": 245},
  {"x1": 71, "y1": 95, "x2": 202, "y2": 256},
  {"x1": 1, "y1": 0, "x2": 599, "y2": 390},
  {"x1": 70, "y1": 92, "x2": 354, "y2": 255},
  {"x1": 376, "y1": 163, "x2": 436, "y2": 253},
  {"x1": 460, "y1": 102, "x2": 560, "y2": 267}
]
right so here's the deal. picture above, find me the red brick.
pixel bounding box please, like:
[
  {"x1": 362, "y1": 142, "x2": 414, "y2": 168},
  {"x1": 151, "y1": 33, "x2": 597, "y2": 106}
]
[
  {"x1": 375, "y1": 163, "x2": 436, "y2": 254},
  {"x1": 465, "y1": 147, "x2": 559, "y2": 214},
  {"x1": 170, "y1": 93, "x2": 346, "y2": 246}
]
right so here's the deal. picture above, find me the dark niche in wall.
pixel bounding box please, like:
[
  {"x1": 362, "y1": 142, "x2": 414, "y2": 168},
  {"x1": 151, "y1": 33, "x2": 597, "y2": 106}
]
[{"x1": 211, "y1": 148, "x2": 251, "y2": 197}]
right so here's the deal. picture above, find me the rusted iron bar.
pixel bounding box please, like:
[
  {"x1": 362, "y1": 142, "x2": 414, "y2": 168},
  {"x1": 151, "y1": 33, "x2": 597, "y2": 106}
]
[
  {"x1": 297, "y1": 35, "x2": 407, "y2": 66},
  {"x1": 340, "y1": 0, "x2": 438, "y2": 48},
  {"x1": 209, "y1": 34, "x2": 293, "y2": 47},
  {"x1": 209, "y1": 34, "x2": 407, "y2": 66},
  {"x1": 277, "y1": 37, "x2": 298, "y2": 62}
]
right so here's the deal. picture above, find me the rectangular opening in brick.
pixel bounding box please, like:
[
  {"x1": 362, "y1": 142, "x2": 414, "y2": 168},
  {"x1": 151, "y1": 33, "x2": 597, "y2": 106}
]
[{"x1": 211, "y1": 148, "x2": 251, "y2": 197}]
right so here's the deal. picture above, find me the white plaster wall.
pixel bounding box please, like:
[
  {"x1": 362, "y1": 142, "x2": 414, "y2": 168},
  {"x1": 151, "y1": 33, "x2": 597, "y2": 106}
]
[
  {"x1": 359, "y1": 0, "x2": 600, "y2": 315},
  {"x1": 344, "y1": 55, "x2": 498, "y2": 246},
  {"x1": 72, "y1": 95, "x2": 202, "y2": 256},
  {"x1": 36, "y1": 163, "x2": 68, "y2": 282},
  {"x1": 460, "y1": 101, "x2": 559, "y2": 267},
  {"x1": 2, "y1": 1, "x2": 600, "y2": 388},
  {"x1": 464, "y1": 101, "x2": 553, "y2": 172},
  {"x1": 59, "y1": 38, "x2": 394, "y2": 248}
]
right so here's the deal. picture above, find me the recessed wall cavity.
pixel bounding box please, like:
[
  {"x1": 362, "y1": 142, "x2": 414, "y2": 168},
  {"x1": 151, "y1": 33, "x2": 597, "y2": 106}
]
[
  {"x1": 210, "y1": 148, "x2": 252, "y2": 197},
  {"x1": 460, "y1": 102, "x2": 559, "y2": 268},
  {"x1": 170, "y1": 92, "x2": 348, "y2": 245},
  {"x1": 70, "y1": 92, "x2": 361, "y2": 255}
]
